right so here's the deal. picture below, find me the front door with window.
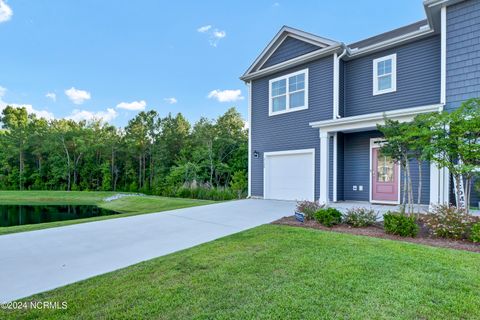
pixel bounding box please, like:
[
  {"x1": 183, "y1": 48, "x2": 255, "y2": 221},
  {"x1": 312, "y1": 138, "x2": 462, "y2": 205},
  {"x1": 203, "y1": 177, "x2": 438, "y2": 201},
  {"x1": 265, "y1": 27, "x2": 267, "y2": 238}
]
[{"x1": 371, "y1": 147, "x2": 399, "y2": 203}]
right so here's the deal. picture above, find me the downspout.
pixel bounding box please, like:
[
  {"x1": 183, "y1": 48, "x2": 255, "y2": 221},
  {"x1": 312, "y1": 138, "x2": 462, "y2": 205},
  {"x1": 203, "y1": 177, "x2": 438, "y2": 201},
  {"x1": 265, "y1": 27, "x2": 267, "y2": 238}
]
[{"x1": 333, "y1": 48, "x2": 347, "y2": 119}]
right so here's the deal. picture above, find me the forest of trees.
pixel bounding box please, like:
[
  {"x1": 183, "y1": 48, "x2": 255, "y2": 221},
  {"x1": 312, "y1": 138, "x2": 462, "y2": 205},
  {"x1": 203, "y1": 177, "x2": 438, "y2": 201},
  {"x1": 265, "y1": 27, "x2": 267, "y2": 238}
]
[{"x1": 0, "y1": 106, "x2": 248, "y2": 200}]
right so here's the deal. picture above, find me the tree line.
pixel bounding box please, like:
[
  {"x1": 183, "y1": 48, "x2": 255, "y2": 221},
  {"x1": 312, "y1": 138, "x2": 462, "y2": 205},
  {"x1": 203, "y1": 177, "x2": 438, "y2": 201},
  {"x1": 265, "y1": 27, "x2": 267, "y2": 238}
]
[{"x1": 0, "y1": 106, "x2": 248, "y2": 200}]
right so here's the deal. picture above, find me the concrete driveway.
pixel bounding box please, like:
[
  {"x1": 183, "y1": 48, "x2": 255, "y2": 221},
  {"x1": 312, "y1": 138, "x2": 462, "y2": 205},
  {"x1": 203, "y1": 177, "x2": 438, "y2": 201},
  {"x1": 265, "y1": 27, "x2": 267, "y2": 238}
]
[{"x1": 0, "y1": 199, "x2": 294, "y2": 302}]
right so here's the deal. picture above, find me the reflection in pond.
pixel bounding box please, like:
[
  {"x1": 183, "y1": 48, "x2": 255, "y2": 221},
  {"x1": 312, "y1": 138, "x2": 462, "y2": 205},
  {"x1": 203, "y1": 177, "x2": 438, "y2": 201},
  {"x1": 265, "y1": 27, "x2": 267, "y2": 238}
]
[{"x1": 0, "y1": 205, "x2": 120, "y2": 227}]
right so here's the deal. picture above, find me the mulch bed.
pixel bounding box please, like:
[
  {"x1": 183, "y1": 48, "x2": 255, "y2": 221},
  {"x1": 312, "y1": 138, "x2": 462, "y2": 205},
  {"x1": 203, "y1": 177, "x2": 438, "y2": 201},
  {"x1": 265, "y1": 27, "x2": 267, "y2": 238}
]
[{"x1": 272, "y1": 216, "x2": 480, "y2": 253}]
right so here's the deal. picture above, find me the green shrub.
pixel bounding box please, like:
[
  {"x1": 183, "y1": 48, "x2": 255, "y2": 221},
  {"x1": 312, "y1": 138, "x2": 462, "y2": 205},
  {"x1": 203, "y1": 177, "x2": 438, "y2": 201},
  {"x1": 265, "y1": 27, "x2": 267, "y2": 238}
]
[
  {"x1": 383, "y1": 212, "x2": 418, "y2": 237},
  {"x1": 314, "y1": 208, "x2": 342, "y2": 227},
  {"x1": 470, "y1": 223, "x2": 480, "y2": 243},
  {"x1": 296, "y1": 200, "x2": 324, "y2": 220},
  {"x1": 343, "y1": 207, "x2": 378, "y2": 227},
  {"x1": 172, "y1": 186, "x2": 237, "y2": 201},
  {"x1": 424, "y1": 205, "x2": 475, "y2": 240}
]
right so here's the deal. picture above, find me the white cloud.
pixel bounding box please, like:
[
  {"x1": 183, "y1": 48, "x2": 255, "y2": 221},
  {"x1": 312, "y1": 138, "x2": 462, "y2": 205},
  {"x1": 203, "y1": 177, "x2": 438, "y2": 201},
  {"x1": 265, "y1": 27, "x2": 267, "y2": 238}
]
[
  {"x1": 207, "y1": 89, "x2": 244, "y2": 103},
  {"x1": 197, "y1": 25, "x2": 211, "y2": 33},
  {"x1": 65, "y1": 87, "x2": 91, "y2": 105},
  {"x1": 209, "y1": 29, "x2": 226, "y2": 47},
  {"x1": 273, "y1": 2, "x2": 280, "y2": 7},
  {"x1": 0, "y1": 0, "x2": 13, "y2": 23},
  {"x1": 0, "y1": 86, "x2": 54, "y2": 120},
  {"x1": 164, "y1": 97, "x2": 177, "y2": 104},
  {"x1": 116, "y1": 100, "x2": 146, "y2": 111},
  {"x1": 67, "y1": 108, "x2": 117, "y2": 123},
  {"x1": 45, "y1": 92, "x2": 56, "y2": 102}
]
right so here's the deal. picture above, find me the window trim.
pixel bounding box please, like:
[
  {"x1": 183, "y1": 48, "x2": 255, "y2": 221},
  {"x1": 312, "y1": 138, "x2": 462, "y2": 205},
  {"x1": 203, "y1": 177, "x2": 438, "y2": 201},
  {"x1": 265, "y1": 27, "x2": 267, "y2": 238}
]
[
  {"x1": 372, "y1": 54, "x2": 397, "y2": 96},
  {"x1": 268, "y1": 68, "x2": 309, "y2": 116}
]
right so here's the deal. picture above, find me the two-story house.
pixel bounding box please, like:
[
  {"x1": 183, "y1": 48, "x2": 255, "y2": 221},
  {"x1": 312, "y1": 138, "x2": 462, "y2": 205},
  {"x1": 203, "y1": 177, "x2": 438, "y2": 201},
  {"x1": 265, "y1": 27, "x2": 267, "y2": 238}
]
[{"x1": 241, "y1": 0, "x2": 479, "y2": 207}]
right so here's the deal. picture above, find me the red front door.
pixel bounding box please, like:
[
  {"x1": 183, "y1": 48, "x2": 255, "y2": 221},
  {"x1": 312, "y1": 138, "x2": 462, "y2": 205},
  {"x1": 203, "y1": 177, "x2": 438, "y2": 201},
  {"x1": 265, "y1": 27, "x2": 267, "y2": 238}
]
[{"x1": 372, "y1": 148, "x2": 399, "y2": 203}]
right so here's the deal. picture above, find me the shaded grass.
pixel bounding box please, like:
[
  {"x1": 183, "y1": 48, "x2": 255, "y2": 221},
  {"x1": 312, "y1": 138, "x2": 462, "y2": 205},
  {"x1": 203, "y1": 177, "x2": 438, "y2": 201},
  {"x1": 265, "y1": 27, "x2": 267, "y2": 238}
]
[
  {"x1": 0, "y1": 191, "x2": 214, "y2": 235},
  {"x1": 4, "y1": 224, "x2": 480, "y2": 319}
]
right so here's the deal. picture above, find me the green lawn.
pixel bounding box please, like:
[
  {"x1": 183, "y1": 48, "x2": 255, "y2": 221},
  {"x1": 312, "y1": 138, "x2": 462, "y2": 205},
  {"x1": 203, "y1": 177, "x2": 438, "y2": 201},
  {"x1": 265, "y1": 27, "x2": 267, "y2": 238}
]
[
  {"x1": 0, "y1": 191, "x2": 214, "y2": 235},
  {"x1": 4, "y1": 225, "x2": 480, "y2": 319}
]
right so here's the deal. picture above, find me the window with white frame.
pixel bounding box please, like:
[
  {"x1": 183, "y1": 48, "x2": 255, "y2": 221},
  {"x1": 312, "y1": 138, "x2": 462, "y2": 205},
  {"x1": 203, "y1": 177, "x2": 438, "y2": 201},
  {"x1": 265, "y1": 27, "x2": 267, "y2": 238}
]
[
  {"x1": 269, "y1": 69, "x2": 308, "y2": 115},
  {"x1": 373, "y1": 54, "x2": 396, "y2": 95}
]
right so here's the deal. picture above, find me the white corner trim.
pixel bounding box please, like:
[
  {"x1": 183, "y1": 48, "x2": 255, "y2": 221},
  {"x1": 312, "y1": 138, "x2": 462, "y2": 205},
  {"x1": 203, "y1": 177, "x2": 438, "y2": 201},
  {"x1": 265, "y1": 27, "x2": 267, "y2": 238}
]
[
  {"x1": 319, "y1": 132, "x2": 329, "y2": 204},
  {"x1": 263, "y1": 148, "x2": 316, "y2": 201},
  {"x1": 332, "y1": 133, "x2": 338, "y2": 202},
  {"x1": 369, "y1": 137, "x2": 401, "y2": 205},
  {"x1": 247, "y1": 81, "x2": 252, "y2": 198},
  {"x1": 440, "y1": 5, "x2": 447, "y2": 105},
  {"x1": 373, "y1": 53, "x2": 397, "y2": 96},
  {"x1": 309, "y1": 104, "x2": 443, "y2": 132},
  {"x1": 268, "y1": 68, "x2": 309, "y2": 116}
]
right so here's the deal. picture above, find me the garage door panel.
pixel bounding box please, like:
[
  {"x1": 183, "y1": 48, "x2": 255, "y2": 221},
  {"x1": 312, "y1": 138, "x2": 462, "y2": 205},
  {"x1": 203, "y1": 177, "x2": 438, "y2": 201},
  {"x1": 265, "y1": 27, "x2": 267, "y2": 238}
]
[{"x1": 265, "y1": 151, "x2": 314, "y2": 201}]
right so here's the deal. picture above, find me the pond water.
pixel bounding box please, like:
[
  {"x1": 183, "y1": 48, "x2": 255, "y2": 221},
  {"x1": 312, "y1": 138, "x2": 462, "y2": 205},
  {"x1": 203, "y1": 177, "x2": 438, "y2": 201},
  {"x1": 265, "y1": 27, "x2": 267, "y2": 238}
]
[{"x1": 0, "y1": 205, "x2": 120, "y2": 227}]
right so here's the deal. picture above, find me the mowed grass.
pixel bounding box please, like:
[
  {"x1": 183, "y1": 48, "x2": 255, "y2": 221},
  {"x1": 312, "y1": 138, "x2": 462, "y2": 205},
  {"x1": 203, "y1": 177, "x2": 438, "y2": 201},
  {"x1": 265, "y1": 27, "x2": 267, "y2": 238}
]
[
  {"x1": 4, "y1": 224, "x2": 480, "y2": 319},
  {"x1": 0, "y1": 191, "x2": 214, "y2": 235}
]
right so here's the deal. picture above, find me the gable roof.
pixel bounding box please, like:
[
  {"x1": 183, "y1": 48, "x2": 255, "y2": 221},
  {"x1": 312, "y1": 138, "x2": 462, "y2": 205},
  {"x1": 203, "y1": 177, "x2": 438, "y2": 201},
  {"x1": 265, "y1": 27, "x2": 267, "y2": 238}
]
[{"x1": 241, "y1": 26, "x2": 341, "y2": 80}]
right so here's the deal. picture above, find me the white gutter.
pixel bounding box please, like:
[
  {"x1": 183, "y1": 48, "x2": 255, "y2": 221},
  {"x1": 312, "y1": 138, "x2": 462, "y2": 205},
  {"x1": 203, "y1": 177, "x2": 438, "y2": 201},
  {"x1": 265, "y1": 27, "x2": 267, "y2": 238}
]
[{"x1": 333, "y1": 48, "x2": 347, "y2": 119}]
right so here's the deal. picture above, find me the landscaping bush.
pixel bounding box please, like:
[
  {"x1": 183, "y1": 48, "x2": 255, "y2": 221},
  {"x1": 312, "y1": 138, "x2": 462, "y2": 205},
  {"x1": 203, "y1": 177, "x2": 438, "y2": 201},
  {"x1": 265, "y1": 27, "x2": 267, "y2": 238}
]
[
  {"x1": 314, "y1": 208, "x2": 342, "y2": 227},
  {"x1": 470, "y1": 223, "x2": 480, "y2": 243},
  {"x1": 172, "y1": 186, "x2": 237, "y2": 201},
  {"x1": 423, "y1": 205, "x2": 475, "y2": 240},
  {"x1": 343, "y1": 207, "x2": 378, "y2": 227},
  {"x1": 296, "y1": 200, "x2": 324, "y2": 220},
  {"x1": 383, "y1": 212, "x2": 418, "y2": 237}
]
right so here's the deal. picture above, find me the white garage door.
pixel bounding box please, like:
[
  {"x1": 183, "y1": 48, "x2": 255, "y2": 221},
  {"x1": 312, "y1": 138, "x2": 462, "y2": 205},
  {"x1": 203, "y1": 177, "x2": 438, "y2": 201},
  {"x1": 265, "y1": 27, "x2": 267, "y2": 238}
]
[{"x1": 264, "y1": 149, "x2": 315, "y2": 201}]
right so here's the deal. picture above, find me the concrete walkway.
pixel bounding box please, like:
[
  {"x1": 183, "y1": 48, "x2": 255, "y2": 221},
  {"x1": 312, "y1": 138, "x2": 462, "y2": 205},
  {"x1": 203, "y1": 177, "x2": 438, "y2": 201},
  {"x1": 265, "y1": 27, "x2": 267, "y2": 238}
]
[{"x1": 0, "y1": 199, "x2": 295, "y2": 302}]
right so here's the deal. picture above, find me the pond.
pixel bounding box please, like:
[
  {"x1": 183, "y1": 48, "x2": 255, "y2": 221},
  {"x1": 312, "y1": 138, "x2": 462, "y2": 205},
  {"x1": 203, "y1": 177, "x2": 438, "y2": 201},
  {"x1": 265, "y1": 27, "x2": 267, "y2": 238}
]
[{"x1": 0, "y1": 205, "x2": 120, "y2": 227}]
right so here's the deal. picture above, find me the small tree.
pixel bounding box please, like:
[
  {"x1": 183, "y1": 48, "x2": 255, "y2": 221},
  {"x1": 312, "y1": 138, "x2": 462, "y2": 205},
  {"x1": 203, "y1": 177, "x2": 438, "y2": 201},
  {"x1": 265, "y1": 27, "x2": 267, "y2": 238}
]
[
  {"x1": 424, "y1": 99, "x2": 480, "y2": 213},
  {"x1": 230, "y1": 170, "x2": 247, "y2": 199}
]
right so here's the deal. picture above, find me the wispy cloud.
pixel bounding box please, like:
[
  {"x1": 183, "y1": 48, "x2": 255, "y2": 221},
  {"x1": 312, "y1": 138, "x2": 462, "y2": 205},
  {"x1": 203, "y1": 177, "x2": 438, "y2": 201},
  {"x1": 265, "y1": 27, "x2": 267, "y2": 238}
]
[
  {"x1": 197, "y1": 25, "x2": 211, "y2": 33},
  {"x1": 65, "y1": 87, "x2": 91, "y2": 105},
  {"x1": 209, "y1": 28, "x2": 226, "y2": 47},
  {"x1": 45, "y1": 92, "x2": 56, "y2": 102},
  {"x1": 0, "y1": 0, "x2": 13, "y2": 23},
  {"x1": 67, "y1": 108, "x2": 117, "y2": 123},
  {"x1": 207, "y1": 89, "x2": 243, "y2": 103},
  {"x1": 273, "y1": 2, "x2": 280, "y2": 7},
  {"x1": 0, "y1": 86, "x2": 54, "y2": 120},
  {"x1": 164, "y1": 97, "x2": 177, "y2": 104},
  {"x1": 116, "y1": 100, "x2": 146, "y2": 111}
]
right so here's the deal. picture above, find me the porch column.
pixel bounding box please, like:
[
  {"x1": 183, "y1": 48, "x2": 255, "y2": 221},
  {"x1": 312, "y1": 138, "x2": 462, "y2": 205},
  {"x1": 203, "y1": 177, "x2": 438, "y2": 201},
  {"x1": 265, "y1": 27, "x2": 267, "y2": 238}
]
[
  {"x1": 319, "y1": 131, "x2": 329, "y2": 204},
  {"x1": 429, "y1": 161, "x2": 450, "y2": 209}
]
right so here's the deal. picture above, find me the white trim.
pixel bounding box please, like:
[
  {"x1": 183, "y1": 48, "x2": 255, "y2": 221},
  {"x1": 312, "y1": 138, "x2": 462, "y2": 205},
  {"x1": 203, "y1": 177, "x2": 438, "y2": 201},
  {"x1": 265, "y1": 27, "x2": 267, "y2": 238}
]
[
  {"x1": 263, "y1": 148, "x2": 315, "y2": 201},
  {"x1": 268, "y1": 68, "x2": 309, "y2": 116},
  {"x1": 319, "y1": 132, "x2": 329, "y2": 204},
  {"x1": 241, "y1": 45, "x2": 341, "y2": 81},
  {"x1": 373, "y1": 54, "x2": 397, "y2": 96},
  {"x1": 242, "y1": 26, "x2": 340, "y2": 79},
  {"x1": 369, "y1": 138, "x2": 401, "y2": 205},
  {"x1": 332, "y1": 133, "x2": 338, "y2": 202},
  {"x1": 310, "y1": 104, "x2": 443, "y2": 132},
  {"x1": 440, "y1": 5, "x2": 447, "y2": 105},
  {"x1": 247, "y1": 81, "x2": 252, "y2": 198},
  {"x1": 333, "y1": 52, "x2": 339, "y2": 119}
]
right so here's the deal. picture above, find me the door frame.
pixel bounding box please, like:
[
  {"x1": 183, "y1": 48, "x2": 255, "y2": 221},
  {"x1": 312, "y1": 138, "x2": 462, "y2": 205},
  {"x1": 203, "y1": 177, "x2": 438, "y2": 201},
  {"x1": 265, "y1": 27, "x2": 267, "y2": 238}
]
[
  {"x1": 263, "y1": 148, "x2": 315, "y2": 201},
  {"x1": 369, "y1": 138, "x2": 401, "y2": 205}
]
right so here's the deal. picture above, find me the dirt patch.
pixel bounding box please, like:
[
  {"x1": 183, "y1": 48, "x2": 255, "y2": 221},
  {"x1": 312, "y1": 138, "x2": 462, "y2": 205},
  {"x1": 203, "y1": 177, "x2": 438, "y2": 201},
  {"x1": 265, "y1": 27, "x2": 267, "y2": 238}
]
[{"x1": 272, "y1": 216, "x2": 480, "y2": 253}]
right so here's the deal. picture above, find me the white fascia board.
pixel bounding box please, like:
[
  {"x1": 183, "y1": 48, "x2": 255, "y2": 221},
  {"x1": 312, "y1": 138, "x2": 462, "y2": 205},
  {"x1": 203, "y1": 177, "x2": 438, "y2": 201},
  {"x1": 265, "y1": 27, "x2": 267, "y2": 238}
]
[
  {"x1": 241, "y1": 45, "x2": 342, "y2": 82},
  {"x1": 309, "y1": 104, "x2": 443, "y2": 132}
]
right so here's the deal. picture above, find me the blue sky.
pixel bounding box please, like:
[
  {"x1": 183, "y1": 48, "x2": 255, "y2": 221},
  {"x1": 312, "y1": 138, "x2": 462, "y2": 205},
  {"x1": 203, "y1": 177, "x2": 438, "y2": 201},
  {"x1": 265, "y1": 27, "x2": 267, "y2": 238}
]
[{"x1": 0, "y1": 0, "x2": 426, "y2": 126}]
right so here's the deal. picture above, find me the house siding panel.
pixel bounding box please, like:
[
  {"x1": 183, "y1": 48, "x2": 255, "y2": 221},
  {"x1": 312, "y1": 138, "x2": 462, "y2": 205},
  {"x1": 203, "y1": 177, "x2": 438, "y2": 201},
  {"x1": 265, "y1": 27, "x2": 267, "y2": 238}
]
[
  {"x1": 261, "y1": 36, "x2": 321, "y2": 69},
  {"x1": 251, "y1": 56, "x2": 334, "y2": 198},
  {"x1": 343, "y1": 131, "x2": 430, "y2": 204},
  {"x1": 446, "y1": 0, "x2": 480, "y2": 206},
  {"x1": 344, "y1": 35, "x2": 441, "y2": 117}
]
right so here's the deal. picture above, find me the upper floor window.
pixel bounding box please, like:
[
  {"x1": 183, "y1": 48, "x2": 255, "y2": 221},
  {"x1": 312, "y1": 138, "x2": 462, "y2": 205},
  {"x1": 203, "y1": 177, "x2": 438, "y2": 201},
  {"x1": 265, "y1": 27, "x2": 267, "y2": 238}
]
[
  {"x1": 373, "y1": 54, "x2": 396, "y2": 95},
  {"x1": 269, "y1": 69, "x2": 309, "y2": 116}
]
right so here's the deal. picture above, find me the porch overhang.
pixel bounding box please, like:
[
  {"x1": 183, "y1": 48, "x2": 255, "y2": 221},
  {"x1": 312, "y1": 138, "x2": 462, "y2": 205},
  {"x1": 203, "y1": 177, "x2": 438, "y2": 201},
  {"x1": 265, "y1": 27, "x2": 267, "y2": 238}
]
[{"x1": 309, "y1": 104, "x2": 443, "y2": 133}]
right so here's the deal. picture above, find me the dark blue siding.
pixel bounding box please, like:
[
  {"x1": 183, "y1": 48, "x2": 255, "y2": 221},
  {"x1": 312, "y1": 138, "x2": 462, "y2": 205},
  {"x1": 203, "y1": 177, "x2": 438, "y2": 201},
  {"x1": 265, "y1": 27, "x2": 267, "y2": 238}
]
[
  {"x1": 261, "y1": 36, "x2": 321, "y2": 69},
  {"x1": 251, "y1": 56, "x2": 334, "y2": 198},
  {"x1": 446, "y1": 0, "x2": 480, "y2": 206},
  {"x1": 446, "y1": 0, "x2": 480, "y2": 112},
  {"x1": 336, "y1": 132, "x2": 345, "y2": 201},
  {"x1": 343, "y1": 131, "x2": 430, "y2": 204},
  {"x1": 344, "y1": 35, "x2": 441, "y2": 117},
  {"x1": 339, "y1": 60, "x2": 345, "y2": 117}
]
